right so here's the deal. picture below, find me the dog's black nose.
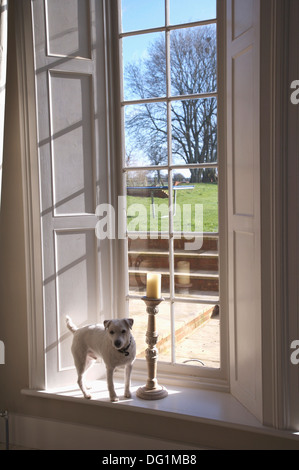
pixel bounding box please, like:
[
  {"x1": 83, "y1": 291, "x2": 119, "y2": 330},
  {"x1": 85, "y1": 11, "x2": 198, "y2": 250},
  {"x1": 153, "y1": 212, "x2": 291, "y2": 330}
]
[{"x1": 114, "y1": 340, "x2": 121, "y2": 348}]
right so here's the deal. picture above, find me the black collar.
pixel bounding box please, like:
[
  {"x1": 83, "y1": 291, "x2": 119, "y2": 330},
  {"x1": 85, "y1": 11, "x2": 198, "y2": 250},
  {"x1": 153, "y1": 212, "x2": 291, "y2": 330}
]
[{"x1": 118, "y1": 340, "x2": 131, "y2": 357}]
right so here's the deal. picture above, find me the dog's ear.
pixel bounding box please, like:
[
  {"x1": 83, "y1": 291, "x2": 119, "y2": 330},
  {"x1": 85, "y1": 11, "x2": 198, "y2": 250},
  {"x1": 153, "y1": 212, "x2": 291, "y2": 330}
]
[
  {"x1": 104, "y1": 320, "x2": 111, "y2": 330},
  {"x1": 125, "y1": 318, "x2": 134, "y2": 329}
]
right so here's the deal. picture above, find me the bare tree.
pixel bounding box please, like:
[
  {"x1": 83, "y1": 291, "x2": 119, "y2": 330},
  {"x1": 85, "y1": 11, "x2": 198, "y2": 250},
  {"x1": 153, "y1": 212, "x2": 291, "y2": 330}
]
[{"x1": 125, "y1": 25, "x2": 217, "y2": 183}]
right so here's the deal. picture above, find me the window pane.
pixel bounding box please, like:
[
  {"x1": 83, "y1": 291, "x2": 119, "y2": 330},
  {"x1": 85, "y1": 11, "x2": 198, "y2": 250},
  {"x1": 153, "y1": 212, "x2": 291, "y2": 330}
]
[
  {"x1": 174, "y1": 302, "x2": 220, "y2": 368},
  {"x1": 172, "y1": 171, "x2": 218, "y2": 234},
  {"x1": 170, "y1": 24, "x2": 217, "y2": 96},
  {"x1": 174, "y1": 234, "x2": 219, "y2": 299},
  {"x1": 125, "y1": 102, "x2": 167, "y2": 166},
  {"x1": 128, "y1": 298, "x2": 172, "y2": 363},
  {"x1": 171, "y1": 98, "x2": 217, "y2": 167},
  {"x1": 172, "y1": 177, "x2": 200, "y2": 233},
  {"x1": 128, "y1": 236, "x2": 170, "y2": 296},
  {"x1": 121, "y1": 0, "x2": 165, "y2": 33},
  {"x1": 126, "y1": 170, "x2": 169, "y2": 234},
  {"x1": 170, "y1": 0, "x2": 216, "y2": 25},
  {"x1": 122, "y1": 32, "x2": 166, "y2": 101}
]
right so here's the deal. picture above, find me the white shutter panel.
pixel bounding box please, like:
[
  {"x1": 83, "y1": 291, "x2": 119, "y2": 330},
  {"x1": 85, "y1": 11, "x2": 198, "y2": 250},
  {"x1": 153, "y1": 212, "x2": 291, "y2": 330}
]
[
  {"x1": 31, "y1": 0, "x2": 111, "y2": 388},
  {"x1": 226, "y1": 0, "x2": 263, "y2": 420}
]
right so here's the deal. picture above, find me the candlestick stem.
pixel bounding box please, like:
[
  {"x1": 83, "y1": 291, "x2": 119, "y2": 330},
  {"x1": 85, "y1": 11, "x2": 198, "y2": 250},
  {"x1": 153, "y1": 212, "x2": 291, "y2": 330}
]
[{"x1": 136, "y1": 296, "x2": 168, "y2": 400}]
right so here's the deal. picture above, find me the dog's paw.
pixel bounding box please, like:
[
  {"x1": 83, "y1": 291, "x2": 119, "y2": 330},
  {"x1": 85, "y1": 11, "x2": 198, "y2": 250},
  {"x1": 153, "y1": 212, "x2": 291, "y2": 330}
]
[
  {"x1": 124, "y1": 391, "x2": 132, "y2": 399},
  {"x1": 110, "y1": 396, "x2": 119, "y2": 402},
  {"x1": 84, "y1": 393, "x2": 92, "y2": 399}
]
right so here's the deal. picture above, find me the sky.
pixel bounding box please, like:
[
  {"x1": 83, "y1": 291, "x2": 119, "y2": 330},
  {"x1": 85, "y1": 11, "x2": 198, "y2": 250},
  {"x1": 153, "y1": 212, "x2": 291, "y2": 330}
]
[
  {"x1": 121, "y1": 0, "x2": 216, "y2": 33},
  {"x1": 121, "y1": 0, "x2": 217, "y2": 96}
]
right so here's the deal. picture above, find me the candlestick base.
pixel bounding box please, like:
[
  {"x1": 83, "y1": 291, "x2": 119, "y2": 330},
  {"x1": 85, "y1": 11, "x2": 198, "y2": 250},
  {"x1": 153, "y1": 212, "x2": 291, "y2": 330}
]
[{"x1": 136, "y1": 384, "x2": 168, "y2": 400}]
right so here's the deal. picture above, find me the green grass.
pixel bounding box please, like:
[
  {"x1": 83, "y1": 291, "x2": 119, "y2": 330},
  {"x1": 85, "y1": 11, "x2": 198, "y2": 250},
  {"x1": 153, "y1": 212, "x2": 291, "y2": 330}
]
[{"x1": 127, "y1": 183, "x2": 218, "y2": 233}]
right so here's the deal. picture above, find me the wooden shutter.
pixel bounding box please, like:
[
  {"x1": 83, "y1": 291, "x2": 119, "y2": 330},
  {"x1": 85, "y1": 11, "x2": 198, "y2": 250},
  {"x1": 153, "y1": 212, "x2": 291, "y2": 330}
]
[
  {"x1": 31, "y1": 0, "x2": 111, "y2": 388},
  {"x1": 226, "y1": 0, "x2": 262, "y2": 420}
]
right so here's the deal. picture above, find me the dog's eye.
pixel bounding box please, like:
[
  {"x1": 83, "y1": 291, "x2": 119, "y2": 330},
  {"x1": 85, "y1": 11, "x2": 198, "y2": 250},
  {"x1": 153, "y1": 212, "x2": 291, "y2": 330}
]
[
  {"x1": 109, "y1": 330, "x2": 114, "y2": 335},
  {"x1": 122, "y1": 329, "x2": 126, "y2": 334}
]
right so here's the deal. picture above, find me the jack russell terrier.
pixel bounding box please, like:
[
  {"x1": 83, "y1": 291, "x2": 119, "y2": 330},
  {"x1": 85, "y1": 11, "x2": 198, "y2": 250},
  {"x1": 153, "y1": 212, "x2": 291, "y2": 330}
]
[{"x1": 66, "y1": 316, "x2": 136, "y2": 402}]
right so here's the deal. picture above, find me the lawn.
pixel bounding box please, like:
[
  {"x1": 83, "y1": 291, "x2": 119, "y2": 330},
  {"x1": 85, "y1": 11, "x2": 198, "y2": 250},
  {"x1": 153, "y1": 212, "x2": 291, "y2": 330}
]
[{"x1": 127, "y1": 183, "x2": 218, "y2": 233}]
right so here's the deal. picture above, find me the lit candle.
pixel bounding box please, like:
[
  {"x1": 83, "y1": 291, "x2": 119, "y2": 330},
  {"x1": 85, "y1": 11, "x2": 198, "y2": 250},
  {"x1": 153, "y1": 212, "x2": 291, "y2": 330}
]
[{"x1": 146, "y1": 273, "x2": 161, "y2": 299}]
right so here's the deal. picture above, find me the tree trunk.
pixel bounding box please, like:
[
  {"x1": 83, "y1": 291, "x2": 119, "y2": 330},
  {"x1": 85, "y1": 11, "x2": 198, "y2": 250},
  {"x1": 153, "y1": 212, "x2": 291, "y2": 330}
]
[{"x1": 190, "y1": 168, "x2": 202, "y2": 183}]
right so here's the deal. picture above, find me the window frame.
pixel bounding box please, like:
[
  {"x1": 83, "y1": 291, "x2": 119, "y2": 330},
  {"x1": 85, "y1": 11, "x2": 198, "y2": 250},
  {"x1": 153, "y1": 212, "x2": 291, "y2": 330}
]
[{"x1": 112, "y1": 0, "x2": 229, "y2": 387}]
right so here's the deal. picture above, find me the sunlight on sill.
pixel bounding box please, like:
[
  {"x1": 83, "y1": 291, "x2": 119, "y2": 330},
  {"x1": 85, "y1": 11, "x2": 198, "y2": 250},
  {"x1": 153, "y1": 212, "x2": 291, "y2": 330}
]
[
  {"x1": 22, "y1": 379, "x2": 266, "y2": 432},
  {"x1": 37, "y1": 380, "x2": 181, "y2": 403}
]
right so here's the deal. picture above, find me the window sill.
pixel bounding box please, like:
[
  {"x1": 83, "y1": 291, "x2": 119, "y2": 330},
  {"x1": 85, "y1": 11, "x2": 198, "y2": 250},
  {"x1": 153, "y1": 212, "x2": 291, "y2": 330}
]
[{"x1": 21, "y1": 381, "x2": 299, "y2": 449}]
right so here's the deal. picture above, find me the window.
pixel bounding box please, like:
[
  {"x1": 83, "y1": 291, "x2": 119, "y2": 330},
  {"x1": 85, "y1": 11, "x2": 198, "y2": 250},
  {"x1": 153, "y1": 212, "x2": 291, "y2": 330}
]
[
  {"x1": 19, "y1": 0, "x2": 299, "y2": 430},
  {"x1": 20, "y1": 0, "x2": 226, "y2": 390},
  {"x1": 20, "y1": 0, "x2": 227, "y2": 390},
  {"x1": 119, "y1": 0, "x2": 222, "y2": 374}
]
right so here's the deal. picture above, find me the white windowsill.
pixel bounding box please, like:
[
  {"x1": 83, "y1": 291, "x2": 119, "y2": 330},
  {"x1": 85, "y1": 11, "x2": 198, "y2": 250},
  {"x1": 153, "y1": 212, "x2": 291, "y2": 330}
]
[{"x1": 21, "y1": 380, "x2": 299, "y2": 448}]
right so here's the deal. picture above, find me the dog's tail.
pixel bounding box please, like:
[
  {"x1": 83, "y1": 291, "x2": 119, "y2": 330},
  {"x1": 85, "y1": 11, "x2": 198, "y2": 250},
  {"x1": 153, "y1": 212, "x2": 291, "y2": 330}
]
[{"x1": 66, "y1": 316, "x2": 77, "y2": 334}]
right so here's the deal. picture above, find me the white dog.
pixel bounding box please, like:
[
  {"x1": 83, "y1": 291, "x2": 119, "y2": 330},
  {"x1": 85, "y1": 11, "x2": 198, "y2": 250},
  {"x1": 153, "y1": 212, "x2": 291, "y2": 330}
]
[{"x1": 66, "y1": 316, "x2": 136, "y2": 402}]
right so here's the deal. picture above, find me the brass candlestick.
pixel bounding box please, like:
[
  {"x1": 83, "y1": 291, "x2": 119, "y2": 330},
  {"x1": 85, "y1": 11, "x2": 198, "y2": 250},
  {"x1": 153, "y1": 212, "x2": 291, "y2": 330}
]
[{"x1": 136, "y1": 296, "x2": 168, "y2": 400}]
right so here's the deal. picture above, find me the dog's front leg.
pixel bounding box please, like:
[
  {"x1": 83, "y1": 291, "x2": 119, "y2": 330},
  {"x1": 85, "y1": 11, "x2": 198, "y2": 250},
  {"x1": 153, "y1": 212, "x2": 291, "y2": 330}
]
[
  {"x1": 106, "y1": 367, "x2": 118, "y2": 402},
  {"x1": 124, "y1": 363, "x2": 133, "y2": 398}
]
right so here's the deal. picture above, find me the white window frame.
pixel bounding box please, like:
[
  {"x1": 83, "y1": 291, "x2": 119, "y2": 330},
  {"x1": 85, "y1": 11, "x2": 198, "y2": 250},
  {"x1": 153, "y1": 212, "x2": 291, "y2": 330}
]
[{"x1": 115, "y1": 0, "x2": 228, "y2": 387}]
